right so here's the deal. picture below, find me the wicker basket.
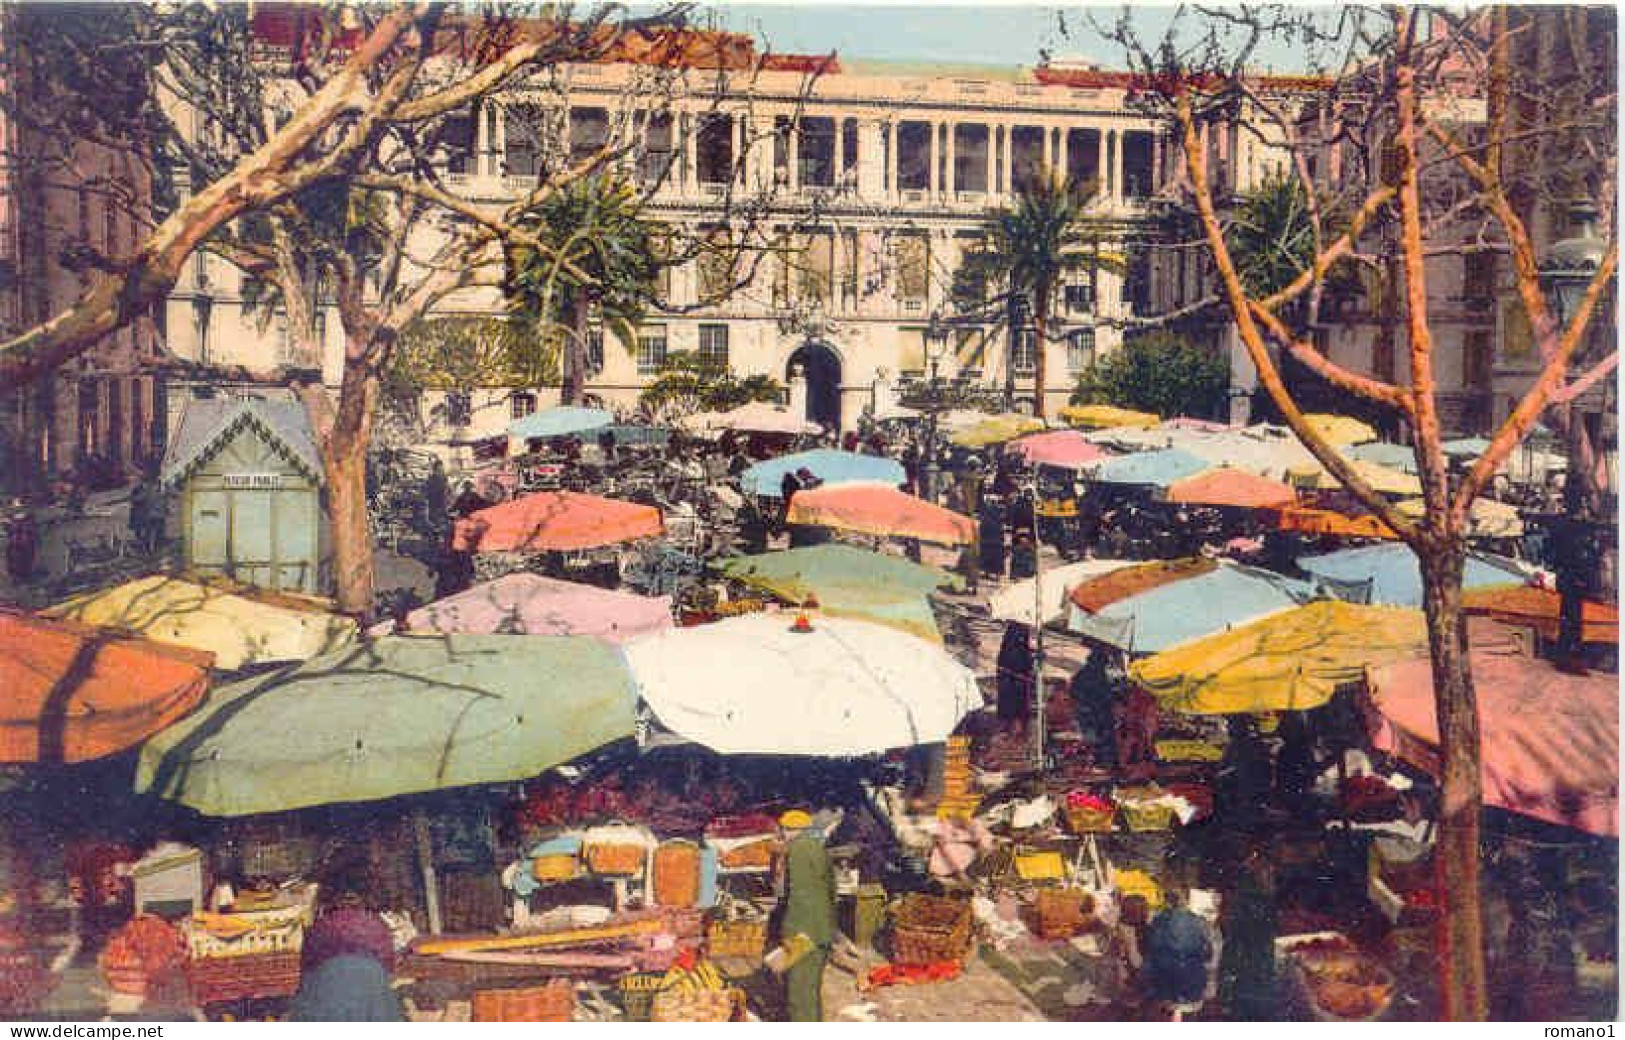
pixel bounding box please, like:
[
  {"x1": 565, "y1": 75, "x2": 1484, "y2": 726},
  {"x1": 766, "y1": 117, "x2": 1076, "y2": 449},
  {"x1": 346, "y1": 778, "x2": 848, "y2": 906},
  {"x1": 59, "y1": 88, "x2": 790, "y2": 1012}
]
[
  {"x1": 652, "y1": 841, "x2": 702, "y2": 908},
  {"x1": 1120, "y1": 802, "x2": 1177, "y2": 832},
  {"x1": 531, "y1": 853, "x2": 579, "y2": 882},
  {"x1": 618, "y1": 972, "x2": 666, "y2": 1022},
  {"x1": 649, "y1": 987, "x2": 741, "y2": 1022},
  {"x1": 707, "y1": 919, "x2": 769, "y2": 960},
  {"x1": 1033, "y1": 889, "x2": 1093, "y2": 941},
  {"x1": 186, "y1": 951, "x2": 302, "y2": 1004},
  {"x1": 472, "y1": 980, "x2": 576, "y2": 1022},
  {"x1": 584, "y1": 843, "x2": 646, "y2": 876},
  {"x1": 1065, "y1": 805, "x2": 1117, "y2": 834},
  {"x1": 891, "y1": 894, "x2": 973, "y2": 966},
  {"x1": 717, "y1": 839, "x2": 777, "y2": 871}
]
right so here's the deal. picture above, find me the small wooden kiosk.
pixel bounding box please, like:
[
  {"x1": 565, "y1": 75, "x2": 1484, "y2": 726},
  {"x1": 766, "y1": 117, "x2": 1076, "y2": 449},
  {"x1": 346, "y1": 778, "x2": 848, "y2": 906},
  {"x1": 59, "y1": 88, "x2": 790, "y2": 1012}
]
[{"x1": 161, "y1": 398, "x2": 327, "y2": 595}]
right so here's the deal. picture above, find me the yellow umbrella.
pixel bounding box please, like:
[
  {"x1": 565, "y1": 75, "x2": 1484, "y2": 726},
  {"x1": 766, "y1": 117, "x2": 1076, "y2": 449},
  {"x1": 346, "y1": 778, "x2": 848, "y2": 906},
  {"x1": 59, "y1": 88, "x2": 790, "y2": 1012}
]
[
  {"x1": 948, "y1": 414, "x2": 1046, "y2": 448},
  {"x1": 1286, "y1": 458, "x2": 1423, "y2": 496},
  {"x1": 46, "y1": 574, "x2": 357, "y2": 672},
  {"x1": 1059, "y1": 404, "x2": 1160, "y2": 430},
  {"x1": 1397, "y1": 496, "x2": 1524, "y2": 538},
  {"x1": 1304, "y1": 413, "x2": 1378, "y2": 446},
  {"x1": 1129, "y1": 601, "x2": 1428, "y2": 714}
]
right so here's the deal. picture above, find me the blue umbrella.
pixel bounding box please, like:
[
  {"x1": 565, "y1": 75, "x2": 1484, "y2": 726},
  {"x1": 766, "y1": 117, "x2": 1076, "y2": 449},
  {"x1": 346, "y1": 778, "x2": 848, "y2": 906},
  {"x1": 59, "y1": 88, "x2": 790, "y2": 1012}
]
[
  {"x1": 1297, "y1": 543, "x2": 1530, "y2": 608},
  {"x1": 1067, "y1": 562, "x2": 1312, "y2": 653},
  {"x1": 1442, "y1": 436, "x2": 1493, "y2": 459},
  {"x1": 741, "y1": 449, "x2": 906, "y2": 498},
  {"x1": 508, "y1": 406, "x2": 614, "y2": 441},
  {"x1": 1087, "y1": 448, "x2": 1209, "y2": 488},
  {"x1": 1347, "y1": 441, "x2": 1420, "y2": 474}
]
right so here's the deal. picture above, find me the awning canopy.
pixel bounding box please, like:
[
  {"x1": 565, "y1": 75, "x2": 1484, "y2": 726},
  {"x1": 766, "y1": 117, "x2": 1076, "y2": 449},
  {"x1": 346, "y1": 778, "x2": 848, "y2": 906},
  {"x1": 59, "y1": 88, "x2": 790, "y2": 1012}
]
[
  {"x1": 45, "y1": 574, "x2": 356, "y2": 672},
  {"x1": 621, "y1": 614, "x2": 982, "y2": 757},
  {"x1": 1, "y1": 610, "x2": 212, "y2": 764},
  {"x1": 989, "y1": 558, "x2": 1137, "y2": 627},
  {"x1": 1347, "y1": 441, "x2": 1420, "y2": 474},
  {"x1": 718, "y1": 544, "x2": 956, "y2": 643},
  {"x1": 1067, "y1": 560, "x2": 1311, "y2": 654},
  {"x1": 401, "y1": 573, "x2": 673, "y2": 643},
  {"x1": 1276, "y1": 506, "x2": 1399, "y2": 540},
  {"x1": 1298, "y1": 543, "x2": 1531, "y2": 607},
  {"x1": 1130, "y1": 601, "x2": 1429, "y2": 715},
  {"x1": 740, "y1": 449, "x2": 905, "y2": 498},
  {"x1": 1060, "y1": 404, "x2": 1160, "y2": 430},
  {"x1": 787, "y1": 482, "x2": 975, "y2": 546},
  {"x1": 1087, "y1": 448, "x2": 1210, "y2": 489},
  {"x1": 1303, "y1": 413, "x2": 1377, "y2": 446},
  {"x1": 507, "y1": 405, "x2": 614, "y2": 442},
  {"x1": 1368, "y1": 647, "x2": 1617, "y2": 837},
  {"x1": 1461, "y1": 584, "x2": 1618, "y2": 644},
  {"x1": 1006, "y1": 430, "x2": 1112, "y2": 470},
  {"x1": 1163, "y1": 468, "x2": 1297, "y2": 509},
  {"x1": 453, "y1": 490, "x2": 663, "y2": 553},
  {"x1": 137, "y1": 635, "x2": 637, "y2": 816}
]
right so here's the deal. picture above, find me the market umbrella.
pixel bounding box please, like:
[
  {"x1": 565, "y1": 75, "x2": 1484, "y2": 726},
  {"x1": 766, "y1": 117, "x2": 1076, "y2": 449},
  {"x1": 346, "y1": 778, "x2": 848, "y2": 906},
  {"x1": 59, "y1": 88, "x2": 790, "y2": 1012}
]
[
  {"x1": 602, "y1": 424, "x2": 671, "y2": 448},
  {"x1": 507, "y1": 405, "x2": 613, "y2": 442},
  {"x1": 620, "y1": 614, "x2": 982, "y2": 757},
  {"x1": 45, "y1": 574, "x2": 356, "y2": 672},
  {"x1": 452, "y1": 490, "x2": 662, "y2": 553},
  {"x1": 679, "y1": 401, "x2": 822, "y2": 436},
  {"x1": 400, "y1": 573, "x2": 673, "y2": 643},
  {"x1": 1275, "y1": 505, "x2": 1399, "y2": 540},
  {"x1": 1163, "y1": 468, "x2": 1297, "y2": 509},
  {"x1": 136, "y1": 635, "x2": 637, "y2": 816},
  {"x1": 1303, "y1": 413, "x2": 1377, "y2": 446},
  {"x1": 1347, "y1": 441, "x2": 1420, "y2": 474},
  {"x1": 988, "y1": 558, "x2": 1137, "y2": 626},
  {"x1": 1297, "y1": 543, "x2": 1530, "y2": 608},
  {"x1": 1461, "y1": 584, "x2": 1618, "y2": 644},
  {"x1": 718, "y1": 544, "x2": 956, "y2": 642},
  {"x1": 1285, "y1": 458, "x2": 1422, "y2": 496},
  {"x1": 1006, "y1": 430, "x2": 1112, "y2": 470},
  {"x1": 1060, "y1": 403, "x2": 1160, "y2": 430},
  {"x1": 786, "y1": 482, "x2": 975, "y2": 546},
  {"x1": 1087, "y1": 448, "x2": 1210, "y2": 489},
  {"x1": 1367, "y1": 646, "x2": 1617, "y2": 837},
  {"x1": 1129, "y1": 601, "x2": 1429, "y2": 714},
  {"x1": 1396, "y1": 496, "x2": 1524, "y2": 539},
  {"x1": 1441, "y1": 436, "x2": 1493, "y2": 459},
  {"x1": 1159, "y1": 417, "x2": 1234, "y2": 433},
  {"x1": 1, "y1": 610, "x2": 212, "y2": 764},
  {"x1": 947, "y1": 414, "x2": 1047, "y2": 448},
  {"x1": 1066, "y1": 560, "x2": 1311, "y2": 653},
  {"x1": 740, "y1": 449, "x2": 905, "y2": 498},
  {"x1": 1176, "y1": 428, "x2": 1319, "y2": 481}
]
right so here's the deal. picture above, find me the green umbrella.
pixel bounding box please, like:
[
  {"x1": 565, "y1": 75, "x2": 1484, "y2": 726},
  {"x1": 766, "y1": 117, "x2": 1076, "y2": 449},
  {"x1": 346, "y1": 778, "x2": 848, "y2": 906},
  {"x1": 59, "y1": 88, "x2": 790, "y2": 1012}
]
[
  {"x1": 137, "y1": 635, "x2": 636, "y2": 817},
  {"x1": 717, "y1": 544, "x2": 960, "y2": 643}
]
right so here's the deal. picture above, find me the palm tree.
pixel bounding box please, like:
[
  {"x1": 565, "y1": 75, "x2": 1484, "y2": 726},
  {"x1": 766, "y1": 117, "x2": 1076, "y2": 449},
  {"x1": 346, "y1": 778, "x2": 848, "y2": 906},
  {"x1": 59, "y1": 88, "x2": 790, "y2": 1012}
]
[
  {"x1": 954, "y1": 170, "x2": 1117, "y2": 419},
  {"x1": 503, "y1": 174, "x2": 662, "y2": 405}
]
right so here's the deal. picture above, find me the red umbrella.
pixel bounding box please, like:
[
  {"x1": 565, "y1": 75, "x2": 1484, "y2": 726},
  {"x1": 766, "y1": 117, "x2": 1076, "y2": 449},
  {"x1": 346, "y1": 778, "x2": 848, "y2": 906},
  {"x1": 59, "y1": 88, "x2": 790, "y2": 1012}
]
[
  {"x1": 453, "y1": 491, "x2": 663, "y2": 553},
  {"x1": 1164, "y1": 468, "x2": 1297, "y2": 509},
  {"x1": 1006, "y1": 430, "x2": 1112, "y2": 470},
  {"x1": 786, "y1": 482, "x2": 975, "y2": 546}
]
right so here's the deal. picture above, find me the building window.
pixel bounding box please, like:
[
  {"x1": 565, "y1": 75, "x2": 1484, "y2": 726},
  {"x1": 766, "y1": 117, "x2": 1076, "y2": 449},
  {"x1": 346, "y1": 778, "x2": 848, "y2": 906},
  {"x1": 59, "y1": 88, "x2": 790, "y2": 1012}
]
[
  {"x1": 953, "y1": 124, "x2": 989, "y2": 193},
  {"x1": 1462, "y1": 251, "x2": 1496, "y2": 304},
  {"x1": 639, "y1": 112, "x2": 674, "y2": 187},
  {"x1": 636, "y1": 325, "x2": 668, "y2": 375},
  {"x1": 1067, "y1": 328, "x2": 1096, "y2": 373},
  {"x1": 1064, "y1": 283, "x2": 1095, "y2": 313},
  {"x1": 1012, "y1": 328, "x2": 1037, "y2": 374},
  {"x1": 897, "y1": 121, "x2": 931, "y2": 191},
  {"x1": 893, "y1": 232, "x2": 929, "y2": 308},
  {"x1": 696, "y1": 229, "x2": 733, "y2": 303},
  {"x1": 799, "y1": 117, "x2": 835, "y2": 188},
  {"x1": 696, "y1": 114, "x2": 733, "y2": 185},
  {"x1": 841, "y1": 118, "x2": 859, "y2": 184},
  {"x1": 586, "y1": 328, "x2": 604, "y2": 374},
  {"x1": 1464, "y1": 330, "x2": 1493, "y2": 391},
  {"x1": 510, "y1": 391, "x2": 537, "y2": 419},
  {"x1": 569, "y1": 106, "x2": 609, "y2": 166},
  {"x1": 444, "y1": 391, "x2": 473, "y2": 427},
  {"x1": 698, "y1": 324, "x2": 729, "y2": 369}
]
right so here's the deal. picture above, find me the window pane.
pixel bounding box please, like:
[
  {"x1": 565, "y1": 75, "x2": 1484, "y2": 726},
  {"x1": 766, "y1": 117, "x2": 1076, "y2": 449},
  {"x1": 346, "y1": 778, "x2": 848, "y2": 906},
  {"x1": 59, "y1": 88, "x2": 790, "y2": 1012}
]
[
  {"x1": 897, "y1": 121, "x2": 931, "y2": 190},
  {"x1": 1013, "y1": 329, "x2": 1037, "y2": 373},
  {"x1": 698, "y1": 324, "x2": 729, "y2": 368},
  {"x1": 697, "y1": 230, "x2": 734, "y2": 302},
  {"x1": 696, "y1": 115, "x2": 733, "y2": 184},
  {"x1": 636, "y1": 327, "x2": 668, "y2": 374},
  {"x1": 799, "y1": 117, "x2": 835, "y2": 187},
  {"x1": 1068, "y1": 328, "x2": 1095, "y2": 372},
  {"x1": 893, "y1": 233, "x2": 929, "y2": 304}
]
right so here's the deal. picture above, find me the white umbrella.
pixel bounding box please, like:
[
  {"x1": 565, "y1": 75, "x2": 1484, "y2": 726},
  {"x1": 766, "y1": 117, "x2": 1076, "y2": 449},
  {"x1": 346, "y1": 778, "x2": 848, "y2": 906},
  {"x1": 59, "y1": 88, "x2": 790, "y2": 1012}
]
[
  {"x1": 988, "y1": 558, "x2": 1138, "y2": 627},
  {"x1": 621, "y1": 614, "x2": 983, "y2": 756},
  {"x1": 678, "y1": 401, "x2": 822, "y2": 437}
]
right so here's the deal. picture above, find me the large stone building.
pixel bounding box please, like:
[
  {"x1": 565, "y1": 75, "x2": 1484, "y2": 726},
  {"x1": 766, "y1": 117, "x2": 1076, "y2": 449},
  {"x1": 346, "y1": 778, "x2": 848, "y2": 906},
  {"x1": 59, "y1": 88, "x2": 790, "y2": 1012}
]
[{"x1": 0, "y1": 7, "x2": 162, "y2": 496}]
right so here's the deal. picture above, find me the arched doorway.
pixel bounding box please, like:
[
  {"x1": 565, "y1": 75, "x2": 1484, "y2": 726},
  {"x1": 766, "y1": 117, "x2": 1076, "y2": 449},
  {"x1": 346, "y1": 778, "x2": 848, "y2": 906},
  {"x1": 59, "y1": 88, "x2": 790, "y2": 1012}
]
[{"x1": 787, "y1": 341, "x2": 842, "y2": 433}]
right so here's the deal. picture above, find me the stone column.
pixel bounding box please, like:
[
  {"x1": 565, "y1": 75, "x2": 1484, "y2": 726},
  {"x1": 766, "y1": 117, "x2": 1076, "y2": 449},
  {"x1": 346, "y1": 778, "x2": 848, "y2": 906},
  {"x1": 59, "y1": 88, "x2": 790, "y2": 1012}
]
[
  {"x1": 1096, "y1": 128, "x2": 1108, "y2": 197},
  {"x1": 1056, "y1": 129, "x2": 1068, "y2": 183},
  {"x1": 732, "y1": 114, "x2": 744, "y2": 185},
  {"x1": 928, "y1": 123, "x2": 939, "y2": 195},
  {"x1": 887, "y1": 121, "x2": 899, "y2": 198},
  {"x1": 789, "y1": 363, "x2": 809, "y2": 420},
  {"x1": 1151, "y1": 131, "x2": 1163, "y2": 194},
  {"x1": 1000, "y1": 125, "x2": 1013, "y2": 198},
  {"x1": 683, "y1": 112, "x2": 697, "y2": 190},
  {"x1": 986, "y1": 125, "x2": 997, "y2": 197},
  {"x1": 945, "y1": 122, "x2": 957, "y2": 195},
  {"x1": 1112, "y1": 129, "x2": 1125, "y2": 202},
  {"x1": 834, "y1": 118, "x2": 845, "y2": 187},
  {"x1": 788, "y1": 119, "x2": 800, "y2": 191},
  {"x1": 1042, "y1": 125, "x2": 1052, "y2": 173}
]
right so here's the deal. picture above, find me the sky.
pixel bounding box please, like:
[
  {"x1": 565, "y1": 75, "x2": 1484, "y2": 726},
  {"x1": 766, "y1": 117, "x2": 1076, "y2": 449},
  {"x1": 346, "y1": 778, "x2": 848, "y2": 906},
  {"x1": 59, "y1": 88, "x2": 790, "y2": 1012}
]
[{"x1": 657, "y1": 3, "x2": 1336, "y2": 74}]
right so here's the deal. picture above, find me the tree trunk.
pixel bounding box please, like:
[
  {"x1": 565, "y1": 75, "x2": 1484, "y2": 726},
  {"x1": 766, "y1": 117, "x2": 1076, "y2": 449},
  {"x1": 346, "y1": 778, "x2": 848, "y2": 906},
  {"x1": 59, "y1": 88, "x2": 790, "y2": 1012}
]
[
  {"x1": 562, "y1": 287, "x2": 590, "y2": 406},
  {"x1": 1003, "y1": 293, "x2": 1019, "y2": 410},
  {"x1": 1032, "y1": 290, "x2": 1049, "y2": 420},
  {"x1": 1418, "y1": 539, "x2": 1488, "y2": 1021},
  {"x1": 324, "y1": 349, "x2": 381, "y2": 619}
]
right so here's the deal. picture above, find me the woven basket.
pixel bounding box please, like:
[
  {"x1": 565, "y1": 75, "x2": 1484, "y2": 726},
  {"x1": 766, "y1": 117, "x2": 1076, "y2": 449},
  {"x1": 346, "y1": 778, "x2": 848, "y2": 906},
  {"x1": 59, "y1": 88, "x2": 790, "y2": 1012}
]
[
  {"x1": 1120, "y1": 802, "x2": 1176, "y2": 832},
  {"x1": 707, "y1": 919, "x2": 768, "y2": 960},
  {"x1": 618, "y1": 972, "x2": 665, "y2": 1022},
  {"x1": 891, "y1": 894, "x2": 973, "y2": 966},
  {"x1": 652, "y1": 841, "x2": 702, "y2": 908},
  {"x1": 1033, "y1": 889, "x2": 1093, "y2": 941},
  {"x1": 1065, "y1": 805, "x2": 1117, "y2": 834},
  {"x1": 531, "y1": 853, "x2": 579, "y2": 882},
  {"x1": 717, "y1": 839, "x2": 777, "y2": 871},
  {"x1": 584, "y1": 843, "x2": 646, "y2": 876},
  {"x1": 186, "y1": 951, "x2": 302, "y2": 1004},
  {"x1": 472, "y1": 980, "x2": 575, "y2": 1022},
  {"x1": 650, "y1": 987, "x2": 740, "y2": 1022}
]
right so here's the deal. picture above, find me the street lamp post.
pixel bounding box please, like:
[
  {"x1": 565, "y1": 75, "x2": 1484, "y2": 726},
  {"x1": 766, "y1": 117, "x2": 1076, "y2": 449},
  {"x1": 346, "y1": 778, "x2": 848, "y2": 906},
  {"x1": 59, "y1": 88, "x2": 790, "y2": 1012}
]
[
  {"x1": 1537, "y1": 199, "x2": 1611, "y2": 669},
  {"x1": 921, "y1": 311, "x2": 951, "y2": 503}
]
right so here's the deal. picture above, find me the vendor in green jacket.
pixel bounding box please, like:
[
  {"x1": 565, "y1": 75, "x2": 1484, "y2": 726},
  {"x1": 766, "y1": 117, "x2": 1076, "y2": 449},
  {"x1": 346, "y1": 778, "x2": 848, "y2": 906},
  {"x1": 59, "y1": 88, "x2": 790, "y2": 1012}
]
[{"x1": 777, "y1": 809, "x2": 836, "y2": 1022}]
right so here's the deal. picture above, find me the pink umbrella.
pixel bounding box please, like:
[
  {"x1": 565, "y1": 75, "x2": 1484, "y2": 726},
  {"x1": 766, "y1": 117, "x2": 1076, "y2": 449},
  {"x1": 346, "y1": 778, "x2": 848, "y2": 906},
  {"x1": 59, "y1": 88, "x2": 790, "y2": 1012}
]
[
  {"x1": 1005, "y1": 430, "x2": 1112, "y2": 470},
  {"x1": 1367, "y1": 645, "x2": 1618, "y2": 837},
  {"x1": 401, "y1": 574, "x2": 673, "y2": 643}
]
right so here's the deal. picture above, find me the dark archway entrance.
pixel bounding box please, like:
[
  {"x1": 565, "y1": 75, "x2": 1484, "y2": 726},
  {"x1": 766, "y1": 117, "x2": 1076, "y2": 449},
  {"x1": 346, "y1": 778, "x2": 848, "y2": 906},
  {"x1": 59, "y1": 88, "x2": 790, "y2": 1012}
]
[{"x1": 787, "y1": 341, "x2": 842, "y2": 433}]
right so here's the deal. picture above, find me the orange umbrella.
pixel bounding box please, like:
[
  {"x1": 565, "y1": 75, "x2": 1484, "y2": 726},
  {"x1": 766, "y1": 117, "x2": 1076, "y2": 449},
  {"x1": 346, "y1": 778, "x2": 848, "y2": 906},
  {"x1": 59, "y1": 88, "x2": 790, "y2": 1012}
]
[
  {"x1": 453, "y1": 491, "x2": 663, "y2": 553},
  {"x1": 786, "y1": 482, "x2": 975, "y2": 546},
  {"x1": 0, "y1": 610, "x2": 212, "y2": 764},
  {"x1": 1462, "y1": 584, "x2": 1619, "y2": 645},
  {"x1": 1164, "y1": 468, "x2": 1297, "y2": 509},
  {"x1": 1069, "y1": 557, "x2": 1218, "y2": 613},
  {"x1": 1275, "y1": 505, "x2": 1399, "y2": 540}
]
